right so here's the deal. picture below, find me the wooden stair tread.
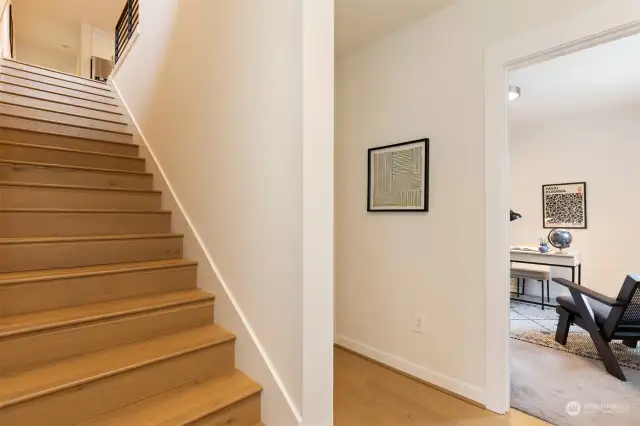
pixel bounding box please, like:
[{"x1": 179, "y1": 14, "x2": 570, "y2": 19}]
[
  {"x1": 2, "y1": 59, "x2": 110, "y2": 89},
  {"x1": 0, "y1": 71, "x2": 116, "y2": 100},
  {"x1": 0, "y1": 159, "x2": 151, "y2": 176},
  {"x1": 0, "y1": 73, "x2": 119, "y2": 107},
  {"x1": 0, "y1": 259, "x2": 197, "y2": 284},
  {"x1": 0, "y1": 99, "x2": 126, "y2": 125},
  {"x1": 0, "y1": 181, "x2": 160, "y2": 194},
  {"x1": 0, "y1": 140, "x2": 140, "y2": 160},
  {"x1": 0, "y1": 289, "x2": 213, "y2": 338},
  {"x1": 0, "y1": 233, "x2": 182, "y2": 244},
  {"x1": 0, "y1": 208, "x2": 170, "y2": 214},
  {"x1": 0, "y1": 111, "x2": 133, "y2": 135},
  {"x1": 0, "y1": 85, "x2": 121, "y2": 115},
  {"x1": 0, "y1": 325, "x2": 235, "y2": 408},
  {"x1": 76, "y1": 370, "x2": 262, "y2": 425}
]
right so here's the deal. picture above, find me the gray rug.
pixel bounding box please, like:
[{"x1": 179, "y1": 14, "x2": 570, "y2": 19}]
[
  {"x1": 510, "y1": 301, "x2": 640, "y2": 425},
  {"x1": 510, "y1": 302, "x2": 640, "y2": 370}
]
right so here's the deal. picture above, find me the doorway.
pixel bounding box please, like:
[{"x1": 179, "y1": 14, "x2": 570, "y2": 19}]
[{"x1": 484, "y1": 0, "x2": 640, "y2": 418}]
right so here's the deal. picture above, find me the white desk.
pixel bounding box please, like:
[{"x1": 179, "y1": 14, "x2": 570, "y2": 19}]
[{"x1": 510, "y1": 247, "x2": 582, "y2": 284}]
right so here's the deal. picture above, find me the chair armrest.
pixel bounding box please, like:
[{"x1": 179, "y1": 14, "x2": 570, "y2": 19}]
[{"x1": 552, "y1": 278, "x2": 624, "y2": 306}]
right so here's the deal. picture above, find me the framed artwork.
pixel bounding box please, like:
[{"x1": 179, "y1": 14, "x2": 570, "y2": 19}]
[
  {"x1": 367, "y1": 138, "x2": 429, "y2": 212},
  {"x1": 542, "y1": 182, "x2": 587, "y2": 229}
]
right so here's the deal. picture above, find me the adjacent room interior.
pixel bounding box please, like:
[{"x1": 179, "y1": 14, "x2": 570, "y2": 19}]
[
  {"x1": 9, "y1": 0, "x2": 123, "y2": 79},
  {"x1": 507, "y1": 33, "x2": 640, "y2": 425}
]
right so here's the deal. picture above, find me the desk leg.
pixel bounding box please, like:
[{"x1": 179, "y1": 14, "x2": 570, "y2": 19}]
[
  {"x1": 578, "y1": 264, "x2": 582, "y2": 285},
  {"x1": 572, "y1": 267, "x2": 575, "y2": 283}
]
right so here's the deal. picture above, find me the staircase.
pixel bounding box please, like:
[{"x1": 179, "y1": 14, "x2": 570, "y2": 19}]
[{"x1": 0, "y1": 59, "x2": 263, "y2": 425}]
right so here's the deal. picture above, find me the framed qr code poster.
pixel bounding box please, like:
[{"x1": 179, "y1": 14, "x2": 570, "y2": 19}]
[{"x1": 542, "y1": 182, "x2": 587, "y2": 229}]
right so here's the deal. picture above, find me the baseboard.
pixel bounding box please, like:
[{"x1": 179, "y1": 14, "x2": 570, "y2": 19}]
[
  {"x1": 335, "y1": 335, "x2": 485, "y2": 405},
  {"x1": 110, "y1": 80, "x2": 302, "y2": 425}
]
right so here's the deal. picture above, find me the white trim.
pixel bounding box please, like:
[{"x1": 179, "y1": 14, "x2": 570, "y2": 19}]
[
  {"x1": 484, "y1": 0, "x2": 640, "y2": 414},
  {"x1": 111, "y1": 24, "x2": 140, "y2": 78},
  {"x1": 335, "y1": 335, "x2": 485, "y2": 404},
  {"x1": 301, "y1": 1, "x2": 334, "y2": 424},
  {"x1": 110, "y1": 79, "x2": 303, "y2": 424}
]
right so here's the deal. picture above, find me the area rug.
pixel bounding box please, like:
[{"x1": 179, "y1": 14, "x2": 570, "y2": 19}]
[
  {"x1": 510, "y1": 301, "x2": 640, "y2": 426},
  {"x1": 510, "y1": 301, "x2": 640, "y2": 370}
]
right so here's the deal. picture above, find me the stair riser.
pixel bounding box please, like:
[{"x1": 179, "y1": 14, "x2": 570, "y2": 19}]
[
  {"x1": 0, "y1": 236, "x2": 183, "y2": 273},
  {"x1": 190, "y1": 394, "x2": 261, "y2": 426},
  {"x1": 1, "y1": 60, "x2": 111, "y2": 91},
  {"x1": 0, "y1": 143, "x2": 144, "y2": 172},
  {"x1": 0, "y1": 211, "x2": 172, "y2": 237},
  {"x1": 0, "y1": 114, "x2": 133, "y2": 144},
  {"x1": 0, "y1": 101, "x2": 129, "y2": 133},
  {"x1": 0, "y1": 162, "x2": 152, "y2": 190},
  {"x1": 0, "y1": 186, "x2": 161, "y2": 210},
  {"x1": 0, "y1": 74, "x2": 118, "y2": 106},
  {"x1": 1, "y1": 265, "x2": 198, "y2": 316},
  {"x1": 0, "y1": 127, "x2": 137, "y2": 156},
  {"x1": 0, "y1": 303, "x2": 214, "y2": 373},
  {"x1": 0, "y1": 82, "x2": 120, "y2": 114},
  {"x1": 0, "y1": 89, "x2": 123, "y2": 122},
  {"x1": 0, "y1": 342, "x2": 235, "y2": 426},
  {"x1": 1, "y1": 66, "x2": 116, "y2": 97}
]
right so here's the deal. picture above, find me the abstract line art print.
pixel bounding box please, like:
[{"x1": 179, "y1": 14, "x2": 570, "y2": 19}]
[{"x1": 368, "y1": 138, "x2": 429, "y2": 212}]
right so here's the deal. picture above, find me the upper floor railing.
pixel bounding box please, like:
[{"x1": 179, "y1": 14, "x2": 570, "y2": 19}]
[{"x1": 115, "y1": 0, "x2": 139, "y2": 64}]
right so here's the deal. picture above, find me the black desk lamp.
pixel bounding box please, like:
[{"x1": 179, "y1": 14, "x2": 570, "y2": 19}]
[{"x1": 510, "y1": 209, "x2": 522, "y2": 221}]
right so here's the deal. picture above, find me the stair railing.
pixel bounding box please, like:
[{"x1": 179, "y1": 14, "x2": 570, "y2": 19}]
[{"x1": 114, "y1": 0, "x2": 139, "y2": 64}]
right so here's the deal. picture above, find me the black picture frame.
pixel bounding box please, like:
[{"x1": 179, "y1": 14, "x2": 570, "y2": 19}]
[
  {"x1": 542, "y1": 181, "x2": 587, "y2": 229},
  {"x1": 367, "y1": 138, "x2": 429, "y2": 212}
]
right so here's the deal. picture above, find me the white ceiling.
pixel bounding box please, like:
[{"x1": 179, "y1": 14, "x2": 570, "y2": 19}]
[
  {"x1": 509, "y1": 33, "x2": 640, "y2": 128},
  {"x1": 12, "y1": 0, "x2": 126, "y2": 55},
  {"x1": 336, "y1": 0, "x2": 454, "y2": 57}
]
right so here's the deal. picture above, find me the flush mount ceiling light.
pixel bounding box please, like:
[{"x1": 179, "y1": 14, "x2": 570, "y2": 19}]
[{"x1": 508, "y1": 85, "x2": 521, "y2": 101}]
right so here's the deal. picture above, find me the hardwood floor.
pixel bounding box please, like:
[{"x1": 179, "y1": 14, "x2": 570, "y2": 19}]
[{"x1": 334, "y1": 347, "x2": 549, "y2": 425}]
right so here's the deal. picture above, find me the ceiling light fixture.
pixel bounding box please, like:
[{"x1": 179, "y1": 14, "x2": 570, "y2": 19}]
[{"x1": 508, "y1": 85, "x2": 521, "y2": 101}]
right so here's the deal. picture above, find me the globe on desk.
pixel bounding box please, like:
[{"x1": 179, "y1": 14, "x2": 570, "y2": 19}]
[{"x1": 548, "y1": 229, "x2": 572, "y2": 253}]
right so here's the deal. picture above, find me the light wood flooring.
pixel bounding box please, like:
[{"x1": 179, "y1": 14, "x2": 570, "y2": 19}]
[{"x1": 334, "y1": 347, "x2": 549, "y2": 426}]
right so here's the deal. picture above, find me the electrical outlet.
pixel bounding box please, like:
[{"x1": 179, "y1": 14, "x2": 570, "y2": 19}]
[{"x1": 413, "y1": 312, "x2": 425, "y2": 334}]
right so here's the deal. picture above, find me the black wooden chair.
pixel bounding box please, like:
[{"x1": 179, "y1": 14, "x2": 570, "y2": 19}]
[{"x1": 553, "y1": 275, "x2": 640, "y2": 381}]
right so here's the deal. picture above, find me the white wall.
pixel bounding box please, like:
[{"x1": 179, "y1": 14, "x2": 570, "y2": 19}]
[
  {"x1": 335, "y1": 0, "x2": 602, "y2": 404},
  {"x1": 510, "y1": 107, "x2": 640, "y2": 298},
  {"x1": 111, "y1": 0, "x2": 333, "y2": 424},
  {"x1": 16, "y1": 38, "x2": 77, "y2": 74}
]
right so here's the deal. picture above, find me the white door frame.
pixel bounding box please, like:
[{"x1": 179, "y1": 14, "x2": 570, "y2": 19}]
[{"x1": 484, "y1": 0, "x2": 640, "y2": 414}]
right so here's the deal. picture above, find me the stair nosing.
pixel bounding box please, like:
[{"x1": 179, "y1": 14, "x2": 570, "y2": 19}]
[
  {"x1": 0, "y1": 208, "x2": 170, "y2": 214},
  {"x1": 0, "y1": 259, "x2": 198, "y2": 285},
  {"x1": 0, "y1": 291, "x2": 214, "y2": 339},
  {"x1": 0, "y1": 181, "x2": 159, "y2": 194},
  {"x1": 0, "y1": 87, "x2": 122, "y2": 115},
  {"x1": 0, "y1": 111, "x2": 133, "y2": 136},
  {"x1": 0, "y1": 159, "x2": 150, "y2": 176},
  {"x1": 0, "y1": 140, "x2": 141, "y2": 160},
  {"x1": 0, "y1": 100, "x2": 127, "y2": 125},
  {"x1": 2, "y1": 59, "x2": 111, "y2": 90},
  {"x1": 0, "y1": 326, "x2": 235, "y2": 409},
  {"x1": 0, "y1": 232, "x2": 184, "y2": 245},
  {"x1": 0, "y1": 76, "x2": 119, "y2": 107},
  {"x1": 0, "y1": 71, "x2": 116, "y2": 100}
]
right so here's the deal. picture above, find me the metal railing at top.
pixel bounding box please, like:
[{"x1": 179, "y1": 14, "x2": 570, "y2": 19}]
[{"x1": 115, "y1": 0, "x2": 139, "y2": 64}]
